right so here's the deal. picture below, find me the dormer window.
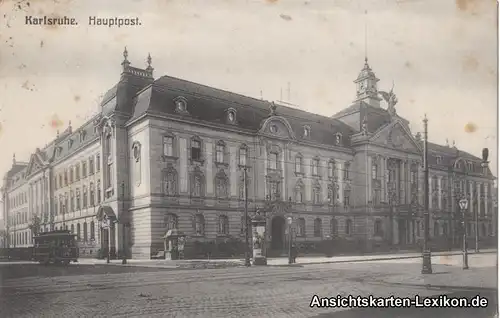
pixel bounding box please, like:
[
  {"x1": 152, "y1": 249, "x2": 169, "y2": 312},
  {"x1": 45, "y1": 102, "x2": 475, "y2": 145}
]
[
  {"x1": 226, "y1": 108, "x2": 237, "y2": 124},
  {"x1": 303, "y1": 125, "x2": 311, "y2": 138},
  {"x1": 436, "y1": 156, "x2": 442, "y2": 164},
  {"x1": 455, "y1": 161, "x2": 461, "y2": 169},
  {"x1": 335, "y1": 133, "x2": 342, "y2": 145},
  {"x1": 68, "y1": 139, "x2": 73, "y2": 149},
  {"x1": 174, "y1": 96, "x2": 188, "y2": 113},
  {"x1": 270, "y1": 124, "x2": 278, "y2": 134}
]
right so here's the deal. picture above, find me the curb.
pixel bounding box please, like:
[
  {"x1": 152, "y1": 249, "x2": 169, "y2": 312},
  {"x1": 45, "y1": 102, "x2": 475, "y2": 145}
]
[{"x1": 270, "y1": 250, "x2": 497, "y2": 267}]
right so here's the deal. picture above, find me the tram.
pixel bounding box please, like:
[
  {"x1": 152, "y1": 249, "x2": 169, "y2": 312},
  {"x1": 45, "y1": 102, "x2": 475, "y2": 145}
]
[{"x1": 33, "y1": 230, "x2": 79, "y2": 265}]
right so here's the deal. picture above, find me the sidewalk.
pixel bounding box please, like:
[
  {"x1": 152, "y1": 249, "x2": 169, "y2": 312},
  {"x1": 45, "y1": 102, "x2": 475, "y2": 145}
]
[
  {"x1": 76, "y1": 248, "x2": 497, "y2": 268},
  {"x1": 376, "y1": 265, "x2": 497, "y2": 290}
]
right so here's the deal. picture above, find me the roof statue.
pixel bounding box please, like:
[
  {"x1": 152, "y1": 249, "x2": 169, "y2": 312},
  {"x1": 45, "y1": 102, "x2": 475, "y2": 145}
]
[
  {"x1": 379, "y1": 81, "x2": 398, "y2": 116},
  {"x1": 269, "y1": 101, "x2": 277, "y2": 116},
  {"x1": 361, "y1": 115, "x2": 368, "y2": 135}
]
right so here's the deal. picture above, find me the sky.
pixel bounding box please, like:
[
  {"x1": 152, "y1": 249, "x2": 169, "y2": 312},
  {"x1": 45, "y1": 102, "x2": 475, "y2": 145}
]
[{"x1": 0, "y1": 0, "x2": 497, "y2": 219}]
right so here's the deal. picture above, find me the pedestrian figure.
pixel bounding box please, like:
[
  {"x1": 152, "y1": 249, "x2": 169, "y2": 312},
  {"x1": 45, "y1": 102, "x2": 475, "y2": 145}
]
[{"x1": 291, "y1": 243, "x2": 297, "y2": 263}]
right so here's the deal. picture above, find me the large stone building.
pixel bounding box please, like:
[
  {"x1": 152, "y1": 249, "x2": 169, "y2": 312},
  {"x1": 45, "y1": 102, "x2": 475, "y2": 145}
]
[{"x1": 1, "y1": 50, "x2": 496, "y2": 258}]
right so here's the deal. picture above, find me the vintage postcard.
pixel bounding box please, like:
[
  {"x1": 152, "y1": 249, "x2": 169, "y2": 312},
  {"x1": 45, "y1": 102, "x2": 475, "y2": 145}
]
[{"x1": 0, "y1": 0, "x2": 498, "y2": 317}]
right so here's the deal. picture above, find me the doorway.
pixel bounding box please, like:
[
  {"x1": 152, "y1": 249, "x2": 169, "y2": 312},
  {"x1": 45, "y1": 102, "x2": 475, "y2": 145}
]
[
  {"x1": 398, "y1": 219, "x2": 407, "y2": 245},
  {"x1": 271, "y1": 216, "x2": 285, "y2": 250}
]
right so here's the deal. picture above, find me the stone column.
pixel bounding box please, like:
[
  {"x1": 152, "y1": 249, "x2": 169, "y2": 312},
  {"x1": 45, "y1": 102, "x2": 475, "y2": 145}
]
[
  {"x1": 179, "y1": 138, "x2": 188, "y2": 193},
  {"x1": 322, "y1": 160, "x2": 328, "y2": 202},
  {"x1": 484, "y1": 182, "x2": 488, "y2": 217},
  {"x1": 367, "y1": 156, "x2": 372, "y2": 203},
  {"x1": 304, "y1": 158, "x2": 311, "y2": 202},
  {"x1": 205, "y1": 141, "x2": 214, "y2": 195},
  {"x1": 336, "y1": 160, "x2": 344, "y2": 205},
  {"x1": 381, "y1": 157, "x2": 386, "y2": 202},
  {"x1": 229, "y1": 145, "x2": 237, "y2": 197},
  {"x1": 438, "y1": 176, "x2": 442, "y2": 210}
]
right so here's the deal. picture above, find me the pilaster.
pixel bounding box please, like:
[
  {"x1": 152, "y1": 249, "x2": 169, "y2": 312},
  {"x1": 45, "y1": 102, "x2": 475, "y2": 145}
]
[{"x1": 179, "y1": 138, "x2": 188, "y2": 193}]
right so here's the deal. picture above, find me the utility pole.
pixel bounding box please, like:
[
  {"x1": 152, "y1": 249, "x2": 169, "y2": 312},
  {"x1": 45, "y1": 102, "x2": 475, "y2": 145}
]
[
  {"x1": 421, "y1": 114, "x2": 433, "y2": 274},
  {"x1": 243, "y1": 167, "x2": 251, "y2": 267}
]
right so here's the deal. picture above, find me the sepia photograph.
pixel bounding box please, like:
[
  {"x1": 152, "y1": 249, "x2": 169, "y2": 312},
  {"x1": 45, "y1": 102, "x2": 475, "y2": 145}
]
[{"x1": 0, "y1": 0, "x2": 498, "y2": 317}]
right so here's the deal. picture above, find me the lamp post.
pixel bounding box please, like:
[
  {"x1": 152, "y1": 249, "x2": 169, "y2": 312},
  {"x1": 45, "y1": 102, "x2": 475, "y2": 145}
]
[
  {"x1": 421, "y1": 114, "x2": 432, "y2": 274},
  {"x1": 243, "y1": 167, "x2": 251, "y2": 267},
  {"x1": 459, "y1": 197, "x2": 469, "y2": 269},
  {"x1": 287, "y1": 216, "x2": 293, "y2": 264}
]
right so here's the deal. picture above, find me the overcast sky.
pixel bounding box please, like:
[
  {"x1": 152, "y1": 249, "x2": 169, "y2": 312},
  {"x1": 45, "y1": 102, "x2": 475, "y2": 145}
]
[{"x1": 0, "y1": 0, "x2": 497, "y2": 219}]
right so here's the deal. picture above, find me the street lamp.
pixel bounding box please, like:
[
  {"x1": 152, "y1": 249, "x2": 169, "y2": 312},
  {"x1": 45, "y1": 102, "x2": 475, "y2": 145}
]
[
  {"x1": 287, "y1": 216, "x2": 293, "y2": 264},
  {"x1": 421, "y1": 114, "x2": 432, "y2": 274},
  {"x1": 459, "y1": 197, "x2": 469, "y2": 270},
  {"x1": 243, "y1": 166, "x2": 251, "y2": 267}
]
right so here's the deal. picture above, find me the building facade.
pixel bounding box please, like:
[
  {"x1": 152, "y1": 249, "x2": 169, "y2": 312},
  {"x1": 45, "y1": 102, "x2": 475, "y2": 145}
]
[{"x1": 1, "y1": 50, "x2": 496, "y2": 258}]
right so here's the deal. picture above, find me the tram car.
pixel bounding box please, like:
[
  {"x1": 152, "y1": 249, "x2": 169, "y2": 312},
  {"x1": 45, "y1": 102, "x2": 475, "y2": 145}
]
[{"x1": 33, "y1": 230, "x2": 79, "y2": 265}]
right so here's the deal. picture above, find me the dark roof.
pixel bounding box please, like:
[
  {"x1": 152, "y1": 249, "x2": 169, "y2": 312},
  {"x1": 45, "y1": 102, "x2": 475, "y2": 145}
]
[{"x1": 131, "y1": 75, "x2": 356, "y2": 147}]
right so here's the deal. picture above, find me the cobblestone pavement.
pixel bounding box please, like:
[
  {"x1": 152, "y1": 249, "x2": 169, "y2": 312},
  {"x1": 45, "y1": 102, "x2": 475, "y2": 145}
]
[{"x1": 0, "y1": 253, "x2": 496, "y2": 318}]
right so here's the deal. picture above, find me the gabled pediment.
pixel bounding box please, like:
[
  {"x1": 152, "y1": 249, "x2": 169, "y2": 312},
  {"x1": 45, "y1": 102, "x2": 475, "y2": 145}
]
[
  {"x1": 25, "y1": 152, "x2": 45, "y2": 178},
  {"x1": 370, "y1": 120, "x2": 421, "y2": 153},
  {"x1": 258, "y1": 116, "x2": 296, "y2": 140}
]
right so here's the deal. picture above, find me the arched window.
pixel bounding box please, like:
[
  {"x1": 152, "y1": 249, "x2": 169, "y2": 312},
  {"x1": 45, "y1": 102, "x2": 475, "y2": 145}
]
[
  {"x1": 374, "y1": 219, "x2": 383, "y2": 236},
  {"x1": 76, "y1": 223, "x2": 81, "y2": 240},
  {"x1": 330, "y1": 218, "x2": 338, "y2": 237},
  {"x1": 71, "y1": 224, "x2": 74, "y2": 234},
  {"x1": 433, "y1": 222, "x2": 439, "y2": 237},
  {"x1": 162, "y1": 166, "x2": 178, "y2": 196},
  {"x1": 328, "y1": 160, "x2": 336, "y2": 178},
  {"x1": 297, "y1": 218, "x2": 306, "y2": 237},
  {"x1": 313, "y1": 218, "x2": 322, "y2": 237},
  {"x1": 83, "y1": 222, "x2": 88, "y2": 242},
  {"x1": 164, "y1": 213, "x2": 178, "y2": 231},
  {"x1": 83, "y1": 186, "x2": 88, "y2": 209},
  {"x1": 215, "y1": 170, "x2": 229, "y2": 199},
  {"x1": 194, "y1": 214, "x2": 205, "y2": 236},
  {"x1": 218, "y1": 215, "x2": 229, "y2": 235},
  {"x1": 90, "y1": 221, "x2": 95, "y2": 240},
  {"x1": 345, "y1": 219, "x2": 352, "y2": 235}
]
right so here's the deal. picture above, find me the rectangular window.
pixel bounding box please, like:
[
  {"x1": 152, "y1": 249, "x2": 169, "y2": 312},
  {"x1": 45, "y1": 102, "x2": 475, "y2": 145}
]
[
  {"x1": 328, "y1": 162, "x2": 334, "y2": 178},
  {"x1": 96, "y1": 154, "x2": 101, "y2": 172},
  {"x1": 82, "y1": 162, "x2": 87, "y2": 178},
  {"x1": 163, "y1": 136, "x2": 173, "y2": 156},
  {"x1": 191, "y1": 140, "x2": 201, "y2": 161},
  {"x1": 89, "y1": 157, "x2": 95, "y2": 174},
  {"x1": 295, "y1": 157, "x2": 301, "y2": 173},
  {"x1": 269, "y1": 153, "x2": 278, "y2": 170},
  {"x1": 312, "y1": 159, "x2": 319, "y2": 175},
  {"x1": 239, "y1": 148, "x2": 247, "y2": 166},
  {"x1": 216, "y1": 144, "x2": 224, "y2": 163},
  {"x1": 372, "y1": 164, "x2": 378, "y2": 180},
  {"x1": 344, "y1": 163, "x2": 350, "y2": 180}
]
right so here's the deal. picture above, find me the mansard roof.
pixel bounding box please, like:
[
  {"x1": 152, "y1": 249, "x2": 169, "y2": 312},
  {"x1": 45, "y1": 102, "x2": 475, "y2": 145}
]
[{"x1": 130, "y1": 75, "x2": 356, "y2": 148}]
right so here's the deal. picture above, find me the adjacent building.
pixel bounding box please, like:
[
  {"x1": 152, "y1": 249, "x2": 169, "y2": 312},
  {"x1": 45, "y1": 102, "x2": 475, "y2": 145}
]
[{"x1": 1, "y1": 50, "x2": 496, "y2": 258}]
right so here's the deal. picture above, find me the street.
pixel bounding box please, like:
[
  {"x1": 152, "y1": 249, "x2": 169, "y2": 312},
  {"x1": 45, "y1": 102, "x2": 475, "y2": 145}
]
[{"x1": 0, "y1": 253, "x2": 497, "y2": 317}]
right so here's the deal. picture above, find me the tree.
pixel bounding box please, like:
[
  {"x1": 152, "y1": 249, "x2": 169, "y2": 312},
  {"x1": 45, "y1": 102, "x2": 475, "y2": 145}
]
[{"x1": 28, "y1": 214, "x2": 42, "y2": 236}]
